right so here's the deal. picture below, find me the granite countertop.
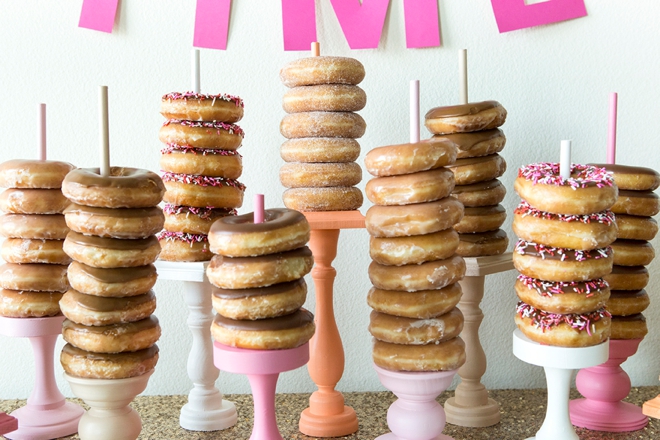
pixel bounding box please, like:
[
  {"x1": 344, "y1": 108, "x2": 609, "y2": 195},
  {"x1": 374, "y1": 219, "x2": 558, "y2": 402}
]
[{"x1": 2, "y1": 387, "x2": 659, "y2": 439}]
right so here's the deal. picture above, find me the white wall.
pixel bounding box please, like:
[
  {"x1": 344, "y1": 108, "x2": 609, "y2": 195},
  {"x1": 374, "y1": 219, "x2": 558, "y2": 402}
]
[{"x1": 1, "y1": 1, "x2": 659, "y2": 398}]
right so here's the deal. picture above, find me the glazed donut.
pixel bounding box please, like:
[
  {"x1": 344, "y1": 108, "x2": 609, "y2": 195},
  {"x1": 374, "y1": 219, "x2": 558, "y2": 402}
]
[
  {"x1": 372, "y1": 337, "x2": 465, "y2": 372},
  {"x1": 609, "y1": 314, "x2": 648, "y2": 340},
  {"x1": 515, "y1": 275, "x2": 610, "y2": 315},
  {"x1": 452, "y1": 179, "x2": 506, "y2": 207},
  {"x1": 610, "y1": 239, "x2": 655, "y2": 266},
  {"x1": 63, "y1": 231, "x2": 161, "y2": 268},
  {"x1": 610, "y1": 190, "x2": 660, "y2": 217},
  {"x1": 283, "y1": 187, "x2": 363, "y2": 211},
  {"x1": 62, "y1": 167, "x2": 165, "y2": 209},
  {"x1": 0, "y1": 188, "x2": 70, "y2": 214},
  {"x1": 1, "y1": 238, "x2": 70, "y2": 265},
  {"x1": 365, "y1": 197, "x2": 464, "y2": 238},
  {"x1": 280, "y1": 112, "x2": 366, "y2": 139},
  {"x1": 367, "y1": 283, "x2": 462, "y2": 319},
  {"x1": 512, "y1": 201, "x2": 617, "y2": 251},
  {"x1": 0, "y1": 263, "x2": 68, "y2": 292},
  {"x1": 447, "y1": 154, "x2": 506, "y2": 186},
  {"x1": 212, "y1": 279, "x2": 307, "y2": 320},
  {"x1": 424, "y1": 101, "x2": 507, "y2": 135},
  {"x1": 590, "y1": 163, "x2": 660, "y2": 191},
  {"x1": 369, "y1": 308, "x2": 463, "y2": 345},
  {"x1": 0, "y1": 289, "x2": 63, "y2": 318},
  {"x1": 369, "y1": 228, "x2": 459, "y2": 266},
  {"x1": 211, "y1": 308, "x2": 315, "y2": 349},
  {"x1": 515, "y1": 302, "x2": 611, "y2": 347},
  {"x1": 160, "y1": 91, "x2": 244, "y2": 123},
  {"x1": 434, "y1": 129, "x2": 506, "y2": 159},
  {"x1": 209, "y1": 208, "x2": 310, "y2": 257},
  {"x1": 454, "y1": 204, "x2": 506, "y2": 234},
  {"x1": 61, "y1": 343, "x2": 159, "y2": 379},
  {"x1": 160, "y1": 144, "x2": 242, "y2": 179},
  {"x1": 63, "y1": 316, "x2": 161, "y2": 354},
  {"x1": 0, "y1": 213, "x2": 69, "y2": 239},
  {"x1": 604, "y1": 266, "x2": 649, "y2": 291},
  {"x1": 364, "y1": 139, "x2": 457, "y2": 177},
  {"x1": 64, "y1": 204, "x2": 164, "y2": 239},
  {"x1": 67, "y1": 262, "x2": 157, "y2": 298},
  {"x1": 607, "y1": 290, "x2": 650, "y2": 316},
  {"x1": 280, "y1": 56, "x2": 365, "y2": 87},
  {"x1": 281, "y1": 138, "x2": 360, "y2": 163},
  {"x1": 615, "y1": 215, "x2": 658, "y2": 241},
  {"x1": 206, "y1": 247, "x2": 314, "y2": 289},
  {"x1": 369, "y1": 255, "x2": 465, "y2": 292},
  {"x1": 513, "y1": 240, "x2": 613, "y2": 282},
  {"x1": 456, "y1": 230, "x2": 509, "y2": 257},
  {"x1": 0, "y1": 160, "x2": 75, "y2": 189},
  {"x1": 159, "y1": 120, "x2": 244, "y2": 150},
  {"x1": 280, "y1": 162, "x2": 362, "y2": 188},
  {"x1": 60, "y1": 289, "x2": 157, "y2": 326},
  {"x1": 283, "y1": 84, "x2": 366, "y2": 113},
  {"x1": 156, "y1": 231, "x2": 211, "y2": 262},
  {"x1": 365, "y1": 168, "x2": 454, "y2": 206},
  {"x1": 162, "y1": 172, "x2": 244, "y2": 209},
  {"x1": 514, "y1": 163, "x2": 617, "y2": 215}
]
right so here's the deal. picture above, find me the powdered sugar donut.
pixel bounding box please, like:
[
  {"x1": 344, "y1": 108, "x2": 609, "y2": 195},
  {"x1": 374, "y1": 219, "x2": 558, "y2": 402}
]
[
  {"x1": 280, "y1": 56, "x2": 365, "y2": 87},
  {"x1": 280, "y1": 162, "x2": 362, "y2": 188},
  {"x1": 280, "y1": 138, "x2": 361, "y2": 163},
  {"x1": 280, "y1": 112, "x2": 366, "y2": 139},
  {"x1": 282, "y1": 84, "x2": 366, "y2": 113},
  {"x1": 283, "y1": 187, "x2": 363, "y2": 211}
]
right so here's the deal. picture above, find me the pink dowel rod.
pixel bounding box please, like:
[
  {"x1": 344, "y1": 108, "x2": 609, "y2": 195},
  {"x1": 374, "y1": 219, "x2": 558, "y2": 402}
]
[
  {"x1": 99, "y1": 86, "x2": 110, "y2": 177},
  {"x1": 254, "y1": 194, "x2": 265, "y2": 224},
  {"x1": 311, "y1": 42, "x2": 320, "y2": 57},
  {"x1": 410, "y1": 80, "x2": 420, "y2": 143},
  {"x1": 38, "y1": 103, "x2": 46, "y2": 161},
  {"x1": 607, "y1": 92, "x2": 618, "y2": 164}
]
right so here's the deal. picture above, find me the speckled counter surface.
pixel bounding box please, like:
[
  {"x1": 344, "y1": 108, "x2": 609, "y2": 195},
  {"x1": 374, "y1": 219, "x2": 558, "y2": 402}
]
[{"x1": 2, "y1": 387, "x2": 659, "y2": 439}]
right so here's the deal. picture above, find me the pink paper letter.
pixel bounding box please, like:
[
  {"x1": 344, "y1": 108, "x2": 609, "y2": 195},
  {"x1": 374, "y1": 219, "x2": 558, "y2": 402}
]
[
  {"x1": 194, "y1": 0, "x2": 232, "y2": 50},
  {"x1": 78, "y1": 0, "x2": 119, "y2": 33},
  {"x1": 282, "y1": 0, "x2": 317, "y2": 51},
  {"x1": 403, "y1": 0, "x2": 440, "y2": 48},
  {"x1": 491, "y1": 0, "x2": 587, "y2": 33},
  {"x1": 330, "y1": 0, "x2": 390, "y2": 49}
]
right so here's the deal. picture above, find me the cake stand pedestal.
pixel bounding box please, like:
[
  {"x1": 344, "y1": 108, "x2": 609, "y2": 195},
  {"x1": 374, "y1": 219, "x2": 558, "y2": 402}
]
[
  {"x1": 512, "y1": 329, "x2": 609, "y2": 440},
  {"x1": 0, "y1": 315, "x2": 84, "y2": 439},
  {"x1": 298, "y1": 210, "x2": 364, "y2": 437},
  {"x1": 445, "y1": 253, "x2": 513, "y2": 427},
  {"x1": 155, "y1": 261, "x2": 238, "y2": 431},
  {"x1": 643, "y1": 374, "x2": 660, "y2": 418},
  {"x1": 570, "y1": 338, "x2": 647, "y2": 431},
  {"x1": 0, "y1": 413, "x2": 17, "y2": 435},
  {"x1": 213, "y1": 341, "x2": 310, "y2": 440}
]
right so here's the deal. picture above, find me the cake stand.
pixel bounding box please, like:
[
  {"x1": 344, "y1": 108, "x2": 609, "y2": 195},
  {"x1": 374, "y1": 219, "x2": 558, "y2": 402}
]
[
  {"x1": 155, "y1": 260, "x2": 238, "y2": 431},
  {"x1": 0, "y1": 413, "x2": 17, "y2": 435},
  {"x1": 0, "y1": 315, "x2": 84, "y2": 439},
  {"x1": 214, "y1": 341, "x2": 310, "y2": 440},
  {"x1": 298, "y1": 210, "x2": 364, "y2": 437},
  {"x1": 445, "y1": 252, "x2": 513, "y2": 427},
  {"x1": 512, "y1": 329, "x2": 609, "y2": 440}
]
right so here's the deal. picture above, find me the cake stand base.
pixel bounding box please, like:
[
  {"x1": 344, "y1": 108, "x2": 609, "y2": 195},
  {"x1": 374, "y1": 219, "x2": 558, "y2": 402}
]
[{"x1": 444, "y1": 396, "x2": 500, "y2": 428}]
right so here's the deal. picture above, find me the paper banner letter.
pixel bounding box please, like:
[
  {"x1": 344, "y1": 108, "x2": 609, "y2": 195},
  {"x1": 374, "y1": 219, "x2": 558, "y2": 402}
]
[
  {"x1": 194, "y1": 0, "x2": 232, "y2": 50},
  {"x1": 491, "y1": 0, "x2": 587, "y2": 33},
  {"x1": 79, "y1": 0, "x2": 120, "y2": 33},
  {"x1": 403, "y1": 0, "x2": 440, "y2": 48},
  {"x1": 282, "y1": 0, "x2": 317, "y2": 51},
  {"x1": 330, "y1": 0, "x2": 390, "y2": 49}
]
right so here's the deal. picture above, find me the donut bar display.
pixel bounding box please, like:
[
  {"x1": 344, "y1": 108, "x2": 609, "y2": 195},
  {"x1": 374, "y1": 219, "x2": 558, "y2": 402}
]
[
  {"x1": 157, "y1": 92, "x2": 245, "y2": 261},
  {"x1": 0, "y1": 159, "x2": 75, "y2": 318},
  {"x1": 279, "y1": 55, "x2": 366, "y2": 211}
]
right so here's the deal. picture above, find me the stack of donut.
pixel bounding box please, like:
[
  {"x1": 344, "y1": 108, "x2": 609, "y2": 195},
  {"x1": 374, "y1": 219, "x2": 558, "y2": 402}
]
[
  {"x1": 364, "y1": 141, "x2": 467, "y2": 371},
  {"x1": 206, "y1": 208, "x2": 315, "y2": 349},
  {"x1": 591, "y1": 164, "x2": 660, "y2": 340},
  {"x1": 512, "y1": 162, "x2": 617, "y2": 347},
  {"x1": 157, "y1": 92, "x2": 245, "y2": 261},
  {"x1": 279, "y1": 56, "x2": 366, "y2": 211},
  {"x1": 424, "y1": 101, "x2": 509, "y2": 257},
  {"x1": 59, "y1": 167, "x2": 165, "y2": 379},
  {"x1": 0, "y1": 160, "x2": 75, "y2": 318}
]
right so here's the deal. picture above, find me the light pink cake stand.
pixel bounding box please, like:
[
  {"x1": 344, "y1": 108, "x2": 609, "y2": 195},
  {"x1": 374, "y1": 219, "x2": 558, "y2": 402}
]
[
  {"x1": 213, "y1": 341, "x2": 310, "y2": 440},
  {"x1": 570, "y1": 338, "x2": 647, "y2": 431},
  {"x1": 0, "y1": 315, "x2": 84, "y2": 439}
]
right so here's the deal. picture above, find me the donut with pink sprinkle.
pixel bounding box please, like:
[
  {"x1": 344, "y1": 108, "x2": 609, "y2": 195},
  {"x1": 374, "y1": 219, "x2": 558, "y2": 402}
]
[{"x1": 161, "y1": 92, "x2": 244, "y2": 123}]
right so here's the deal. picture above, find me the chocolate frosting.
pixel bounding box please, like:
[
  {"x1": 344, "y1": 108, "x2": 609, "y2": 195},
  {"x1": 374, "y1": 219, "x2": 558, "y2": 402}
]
[
  {"x1": 66, "y1": 231, "x2": 159, "y2": 250},
  {"x1": 463, "y1": 205, "x2": 505, "y2": 216},
  {"x1": 64, "y1": 167, "x2": 164, "y2": 190},
  {"x1": 425, "y1": 101, "x2": 501, "y2": 119},
  {"x1": 617, "y1": 190, "x2": 658, "y2": 199},
  {"x1": 516, "y1": 241, "x2": 611, "y2": 261},
  {"x1": 214, "y1": 308, "x2": 313, "y2": 331},
  {"x1": 73, "y1": 262, "x2": 156, "y2": 283},
  {"x1": 208, "y1": 246, "x2": 312, "y2": 268},
  {"x1": 609, "y1": 289, "x2": 646, "y2": 299},
  {"x1": 63, "y1": 316, "x2": 159, "y2": 334},
  {"x1": 452, "y1": 179, "x2": 502, "y2": 193},
  {"x1": 610, "y1": 265, "x2": 647, "y2": 275},
  {"x1": 458, "y1": 230, "x2": 507, "y2": 243},
  {"x1": 210, "y1": 208, "x2": 306, "y2": 234},
  {"x1": 63, "y1": 343, "x2": 159, "y2": 361},
  {"x1": 450, "y1": 154, "x2": 502, "y2": 167},
  {"x1": 65, "y1": 288, "x2": 155, "y2": 312},
  {"x1": 612, "y1": 239, "x2": 652, "y2": 248},
  {"x1": 434, "y1": 129, "x2": 503, "y2": 151},
  {"x1": 213, "y1": 278, "x2": 306, "y2": 299},
  {"x1": 64, "y1": 204, "x2": 163, "y2": 218},
  {"x1": 611, "y1": 313, "x2": 646, "y2": 322}
]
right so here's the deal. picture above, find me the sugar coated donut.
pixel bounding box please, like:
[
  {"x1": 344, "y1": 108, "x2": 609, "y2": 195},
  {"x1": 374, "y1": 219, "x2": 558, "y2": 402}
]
[
  {"x1": 367, "y1": 283, "x2": 462, "y2": 319},
  {"x1": 515, "y1": 275, "x2": 610, "y2": 315},
  {"x1": 63, "y1": 231, "x2": 161, "y2": 268},
  {"x1": 0, "y1": 160, "x2": 75, "y2": 189},
  {"x1": 62, "y1": 167, "x2": 165, "y2": 209},
  {"x1": 280, "y1": 112, "x2": 366, "y2": 139},
  {"x1": 610, "y1": 190, "x2": 660, "y2": 217},
  {"x1": 0, "y1": 289, "x2": 63, "y2": 317},
  {"x1": 369, "y1": 255, "x2": 465, "y2": 292},
  {"x1": 604, "y1": 266, "x2": 649, "y2": 291},
  {"x1": 283, "y1": 187, "x2": 363, "y2": 211},
  {"x1": 0, "y1": 213, "x2": 69, "y2": 239},
  {"x1": 424, "y1": 101, "x2": 507, "y2": 135},
  {"x1": 512, "y1": 201, "x2": 617, "y2": 251},
  {"x1": 607, "y1": 290, "x2": 650, "y2": 316},
  {"x1": 373, "y1": 337, "x2": 465, "y2": 372},
  {"x1": 365, "y1": 197, "x2": 464, "y2": 238},
  {"x1": 60, "y1": 289, "x2": 157, "y2": 326},
  {"x1": 61, "y1": 343, "x2": 158, "y2": 379},
  {"x1": 283, "y1": 84, "x2": 366, "y2": 113},
  {"x1": 447, "y1": 154, "x2": 506, "y2": 186},
  {"x1": 162, "y1": 172, "x2": 245, "y2": 208},
  {"x1": 0, "y1": 188, "x2": 70, "y2": 214},
  {"x1": 156, "y1": 232, "x2": 211, "y2": 262},
  {"x1": 0, "y1": 263, "x2": 68, "y2": 292},
  {"x1": 364, "y1": 139, "x2": 457, "y2": 177},
  {"x1": 590, "y1": 163, "x2": 660, "y2": 191},
  {"x1": 433, "y1": 129, "x2": 506, "y2": 159},
  {"x1": 211, "y1": 308, "x2": 315, "y2": 349},
  {"x1": 160, "y1": 91, "x2": 244, "y2": 122},
  {"x1": 365, "y1": 168, "x2": 454, "y2": 206},
  {"x1": 280, "y1": 162, "x2": 362, "y2": 188},
  {"x1": 615, "y1": 215, "x2": 658, "y2": 241},
  {"x1": 369, "y1": 308, "x2": 463, "y2": 345},
  {"x1": 456, "y1": 230, "x2": 509, "y2": 257},
  {"x1": 68, "y1": 262, "x2": 157, "y2": 298},
  {"x1": 63, "y1": 316, "x2": 161, "y2": 354},
  {"x1": 515, "y1": 163, "x2": 617, "y2": 215},
  {"x1": 452, "y1": 179, "x2": 506, "y2": 207},
  {"x1": 454, "y1": 204, "x2": 506, "y2": 234},
  {"x1": 160, "y1": 144, "x2": 243, "y2": 179},
  {"x1": 610, "y1": 314, "x2": 648, "y2": 340},
  {"x1": 163, "y1": 204, "x2": 236, "y2": 235},
  {"x1": 1, "y1": 238, "x2": 70, "y2": 264},
  {"x1": 610, "y1": 239, "x2": 655, "y2": 266},
  {"x1": 281, "y1": 138, "x2": 360, "y2": 163},
  {"x1": 280, "y1": 56, "x2": 365, "y2": 87},
  {"x1": 369, "y1": 228, "x2": 459, "y2": 266},
  {"x1": 209, "y1": 208, "x2": 310, "y2": 257},
  {"x1": 212, "y1": 279, "x2": 307, "y2": 320},
  {"x1": 159, "y1": 119, "x2": 244, "y2": 150},
  {"x1": 64, "y1": 204, "x2": 164, "y2": 239}
]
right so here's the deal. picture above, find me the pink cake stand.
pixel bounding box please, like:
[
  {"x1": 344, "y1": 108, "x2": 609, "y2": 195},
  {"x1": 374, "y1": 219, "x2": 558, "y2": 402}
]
[
  {"x1": 0, "y1": 413, "x2": 18, "y2": 435},
  {"x1": 213, "y1": 341, "x2": 310, "y2": 440},
  {"x1": 0, "y1": 315, "x2": 84, "y2": 439},
  {"x1": 570, "y1": 338, "x2": 647, "y2": 431}
]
